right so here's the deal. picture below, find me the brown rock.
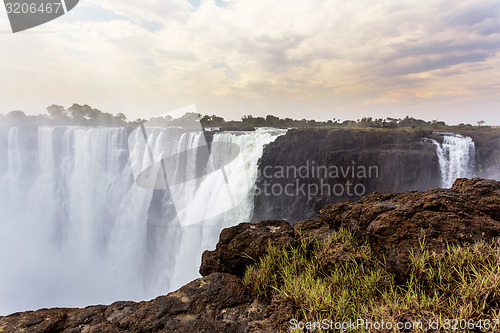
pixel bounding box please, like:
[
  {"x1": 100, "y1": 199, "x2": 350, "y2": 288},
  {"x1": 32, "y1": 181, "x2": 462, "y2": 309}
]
[
  {"x1": 319, "y1": 178, "x2": 500, "y2": 280},
  {"x1": 292, "y1": 218, "x2": 332, "y2": 241},
  {"x1": 199, "y1": 220, "x2": 296, "y2": 277},
  {"x1": 0, "y1": 273, "x2": 276, "y2": 333},
  {"x1": 252, "y1": 127, "x2": 441, "y2": 223}
]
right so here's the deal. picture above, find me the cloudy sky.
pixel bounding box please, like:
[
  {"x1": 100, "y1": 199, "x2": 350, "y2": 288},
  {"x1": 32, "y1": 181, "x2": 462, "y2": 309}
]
[{"x1": 0, "y1": 0, "x2": 499, "y2": 124}]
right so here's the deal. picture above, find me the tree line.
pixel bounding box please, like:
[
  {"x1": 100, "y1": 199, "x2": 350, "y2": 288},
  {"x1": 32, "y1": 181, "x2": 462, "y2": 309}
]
[{"x1": 0, "y1": 103, "x2": 488, "y2": 129}]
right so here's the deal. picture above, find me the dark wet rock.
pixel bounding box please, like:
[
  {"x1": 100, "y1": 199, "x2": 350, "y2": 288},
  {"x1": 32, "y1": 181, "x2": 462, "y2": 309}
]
[
  {"x1": 252, "y1": 127, "x2": 500, "y2": 224},
  {"x1": 252, "y1": 128, "x2": 441, "y2": 223},
  {"x1": 200, "y1": 220, "x2": 296, "y2": 277}
]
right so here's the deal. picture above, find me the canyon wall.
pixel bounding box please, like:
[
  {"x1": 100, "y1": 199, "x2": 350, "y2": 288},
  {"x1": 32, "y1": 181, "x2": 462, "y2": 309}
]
[{"x1": 252, "y1": 127, "x2": 499, "y2": 223}]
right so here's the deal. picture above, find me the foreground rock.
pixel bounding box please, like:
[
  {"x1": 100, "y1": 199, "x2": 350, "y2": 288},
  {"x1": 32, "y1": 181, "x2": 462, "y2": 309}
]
[
  {"x1": 319, "y1": 178, "x2": 500, "y2": 279},
  {"x1": 200, "y1": 220, "x2": 296, "y2": 277},
  {"x1": 0, "y1": 273, "x2": 275, "y2": 333}
]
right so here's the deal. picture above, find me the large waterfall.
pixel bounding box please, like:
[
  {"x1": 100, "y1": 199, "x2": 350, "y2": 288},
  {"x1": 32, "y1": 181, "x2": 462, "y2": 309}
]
[
  {"x1": 430, "y1": 133, "x2": 476, "y2": 188},
  {"x1": 0, "y1": 125, "x2": 284, "y2": 315}
]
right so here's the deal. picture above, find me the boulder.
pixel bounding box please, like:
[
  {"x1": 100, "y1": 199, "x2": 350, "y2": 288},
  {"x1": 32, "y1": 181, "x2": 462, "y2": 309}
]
[
  {"x1": 319, "y1": 178, "x2": 500, "y2": 280},
  {"x1": 292, "y1": 218, "x2": 332, "y2": 241},
  {"x1": 200, "y1": 220, "x2": 296, "y2": 277},
  {"x1": 0, "y1": 273, "x2": 276, "y2": 333}
]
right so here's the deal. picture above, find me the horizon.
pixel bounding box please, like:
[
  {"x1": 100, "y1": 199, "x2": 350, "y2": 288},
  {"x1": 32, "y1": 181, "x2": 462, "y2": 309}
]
[
  {"x1": 0, "y1": 103, "x2": 500, "y2": 128},
  {"x1": 1, "y1": 0, "x2": 500, "y2": 125},
  {"x1": 0, "y1": 103, "x2": 497, "y2": 127}
]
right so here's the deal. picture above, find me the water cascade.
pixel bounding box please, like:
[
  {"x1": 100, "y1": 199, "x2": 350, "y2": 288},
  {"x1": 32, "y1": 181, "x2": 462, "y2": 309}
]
[
  {"x1": 0, "y1": 126, "x2": 284, "y2": 315},
  {"x1": 430, "y1": 133, "x2": 475, "y2": 188}
]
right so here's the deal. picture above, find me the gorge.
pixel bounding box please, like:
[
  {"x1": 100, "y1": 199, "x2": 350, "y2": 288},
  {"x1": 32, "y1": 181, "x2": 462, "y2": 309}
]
[
  {"x1": 252, "y1": 128, "x2": 499, "y2": 222},
  {"x1": 0, "y1": 124, "x2": 498, "y2": 317}
]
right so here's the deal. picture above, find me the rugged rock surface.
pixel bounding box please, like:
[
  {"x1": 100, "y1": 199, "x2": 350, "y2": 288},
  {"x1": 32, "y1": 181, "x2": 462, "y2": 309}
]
[
  {"x1": 292, "y1": 218, "x2": 333, "y2": 241},
  {"x1": 0, "y1": 273, "x2": 276, "y2": 333},
  {"x1": 2, "y1": 178, "x2": 499, "y2": 332},
  {"x1": 252, "y1": 128, "x2": 441, "y2": 223},
  {"x1": 319, "y1": 178, "x2": 500, "y2": 280},
  {"x1": 200, "y1": 220, "x2": 296, "y2": 277}
]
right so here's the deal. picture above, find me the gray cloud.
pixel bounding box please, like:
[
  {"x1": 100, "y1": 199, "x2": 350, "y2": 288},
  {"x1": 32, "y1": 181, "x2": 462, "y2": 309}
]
[
  {"x1": 1, "y1": 0, "x2": 500, "y2": 125},
  {"x1": 384, "y1": 52, "x2": 490, "y2": 76},
  {"x1": 450, "y1": 3, "x2": 500, "y2": 27}
]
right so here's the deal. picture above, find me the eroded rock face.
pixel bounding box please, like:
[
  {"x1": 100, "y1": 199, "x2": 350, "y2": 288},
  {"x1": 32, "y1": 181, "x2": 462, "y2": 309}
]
[
  {"x1": 292, "y1": 218, "x2": 333, "y2": 241},
  {"x1": 200, "y1": 220, "x2": 296, "y2": 277},
  {"x1": 319, "y1": 178, "x2": 500, "y2": 280},
  {"x1": 0, "y1": 273, "x2": 276, "y2": 333}
]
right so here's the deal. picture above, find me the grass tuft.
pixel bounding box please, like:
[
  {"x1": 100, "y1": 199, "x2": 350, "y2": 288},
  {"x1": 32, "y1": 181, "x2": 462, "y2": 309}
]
[{"x1": 243, "y1": 229, "x2": 500, "y2": 332}]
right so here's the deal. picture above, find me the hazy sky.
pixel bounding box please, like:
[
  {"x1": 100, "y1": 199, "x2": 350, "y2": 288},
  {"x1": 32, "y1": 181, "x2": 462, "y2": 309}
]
[{"x1": 1, "y1": 0, "x2": 499, "y2": 124}]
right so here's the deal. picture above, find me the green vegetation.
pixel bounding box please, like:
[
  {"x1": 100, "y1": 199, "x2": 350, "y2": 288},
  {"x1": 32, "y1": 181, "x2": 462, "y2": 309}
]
[
  {"x1": 0, "y1": 104, "x2": 132, "y2": 127},
  {"x1": 0, "y1": 103, "x2": 493, "y2": 130},
  {"x1": 201, "y1": 114, "x2": 454, "y2": 130},
  {"x1": 243, "y1": 229, "x2": 500, "y2": 332}
]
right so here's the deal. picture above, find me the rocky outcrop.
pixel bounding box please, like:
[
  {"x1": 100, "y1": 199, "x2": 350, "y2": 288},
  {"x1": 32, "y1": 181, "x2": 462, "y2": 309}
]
[
  {"x1": 203, "y1": 178, "x2": 500, "y2": 282},
  {"x1": 2, "y1": 178, "x2": 499, "y2": 332},
  {"x1": 319, "y1": 178, "x2": 500, "y2": 280},
  {"x1": 252, "y1": 128, "x2": 441, "y2": 223},
  {"x1": 292, "y1": 218, "x2": 333, "y2": 241},
  {"x1": 200, "y1": 220, "x2": 296, "y2": 277},
  {"x1": 0, "y1": 273, "x2": 276, "y2": 333}
]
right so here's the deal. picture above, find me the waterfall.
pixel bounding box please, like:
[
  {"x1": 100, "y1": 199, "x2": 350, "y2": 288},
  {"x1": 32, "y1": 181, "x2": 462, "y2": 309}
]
[
  {"x1": 0, "y1": 125, "x2": 285, "y2": 315},
  {"x1": 430, "y1": 133, "x2": 475, "y2": 188}
]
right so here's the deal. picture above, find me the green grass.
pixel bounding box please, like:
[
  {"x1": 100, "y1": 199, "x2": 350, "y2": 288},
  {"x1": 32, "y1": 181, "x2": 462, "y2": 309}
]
[{"x1": 243, "y1": 229, "x2": 500, "y2": 332}]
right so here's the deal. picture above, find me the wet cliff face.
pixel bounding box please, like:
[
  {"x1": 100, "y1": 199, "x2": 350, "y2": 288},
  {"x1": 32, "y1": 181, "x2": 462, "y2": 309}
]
[
  {"x1": 455, "y1": 128, "x2": 500, "y2": 180},
  {"x1": 252, "y1": 127, "x2": 500, "y2": 224},
  {"x1": 252, "y1": 128, "x2": 442, "y2": 223}
]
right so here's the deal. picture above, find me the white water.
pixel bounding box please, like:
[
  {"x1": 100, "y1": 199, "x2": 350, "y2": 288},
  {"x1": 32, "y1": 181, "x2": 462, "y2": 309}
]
[
  {"x1": 430, "y1": 133, "x2": 475, "y2": 188},
  {"x1": 0, "y1": 126, "x2": 284, "y2": 315}
]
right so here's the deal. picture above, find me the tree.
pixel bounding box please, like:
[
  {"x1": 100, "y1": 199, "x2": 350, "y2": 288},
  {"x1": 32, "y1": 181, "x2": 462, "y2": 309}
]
[
  {"x1": 67, "y1": 104, "x2": 89, "y2": 123},
  {"x1": 201, "y1": 115, "x2": 225, "y2": 126},
  {"x1": 7, "y1": 110, "x2": 26, "y2": 120},
  {"x1": 115, "y1": 113, "x2": 127, "y2": 122},
  {"x1": 265, "y1": 115, "x2": 280, "y2": 127},
  {"x1": 46, "y1": 104, "x2": 67, "y2": 119}
]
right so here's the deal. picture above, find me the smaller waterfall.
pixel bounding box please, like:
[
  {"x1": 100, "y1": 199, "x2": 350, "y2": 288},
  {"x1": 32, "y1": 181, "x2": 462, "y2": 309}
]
[{"x1": 431, "y1": 133, "x2": 475, "y2": 188}]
